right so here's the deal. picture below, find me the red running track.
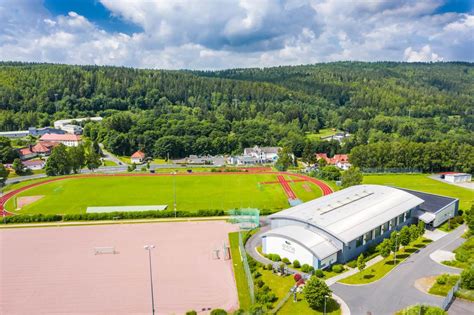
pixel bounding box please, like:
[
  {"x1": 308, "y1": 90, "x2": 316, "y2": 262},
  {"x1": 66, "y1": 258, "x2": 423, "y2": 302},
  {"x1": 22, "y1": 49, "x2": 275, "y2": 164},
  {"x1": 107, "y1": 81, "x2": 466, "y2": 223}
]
[
  {"x1": 277, "y1": 175, "x2": 297, "y2": 200},
  {"x1": 0, "y1": 171, "x2": 333, "y2": 216}
]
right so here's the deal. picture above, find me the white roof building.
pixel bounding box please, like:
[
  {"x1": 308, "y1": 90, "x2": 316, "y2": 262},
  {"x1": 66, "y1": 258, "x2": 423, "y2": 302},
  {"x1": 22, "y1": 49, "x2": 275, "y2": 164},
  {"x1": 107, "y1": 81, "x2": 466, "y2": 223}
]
[{"x1": 262, "y1": 184, "x2": 427, "y2": 269}]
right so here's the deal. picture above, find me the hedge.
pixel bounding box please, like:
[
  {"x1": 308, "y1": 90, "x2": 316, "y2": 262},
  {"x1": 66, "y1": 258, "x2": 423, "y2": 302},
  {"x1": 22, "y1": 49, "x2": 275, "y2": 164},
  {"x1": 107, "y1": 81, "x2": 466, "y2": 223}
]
[{"x1": 1, "y1": 209, "x2": 226, "y2": 224}]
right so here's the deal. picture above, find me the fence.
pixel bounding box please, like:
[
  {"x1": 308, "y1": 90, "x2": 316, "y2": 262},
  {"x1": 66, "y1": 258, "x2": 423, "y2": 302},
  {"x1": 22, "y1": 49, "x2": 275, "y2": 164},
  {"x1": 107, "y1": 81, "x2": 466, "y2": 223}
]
[
  {"x1": 361, "y1": 167, "x2": 421, "y2": 174},
  {"x1": 442, "y1": 279, "x2": 460, "y2": 310},
  {"x1": 238, "y1": 230, "x2": 255, "y2": 304}
]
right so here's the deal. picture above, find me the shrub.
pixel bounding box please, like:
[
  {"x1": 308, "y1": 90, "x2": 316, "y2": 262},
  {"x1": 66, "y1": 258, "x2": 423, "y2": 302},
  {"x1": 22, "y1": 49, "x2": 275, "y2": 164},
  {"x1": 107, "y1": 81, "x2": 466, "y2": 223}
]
[
  {"x1": 232, "y1": 309, "x2": 245, "y2": 315},
  {"x1": 253, "y1": 271, "x2": 262, "y2": 279},
  {"x1": 346, "y1": 260, "x2": 357, "y2": 268},
  {"x1": 282, "y1": 257, "x2": 291, "y2": 265},
  {"x1": 210, "y1": 309, "x2": 227, "y2": 315},
  {"x1": 266, "y1": 263, "x2": 273, "y2": 270},
  {"x1": 308, "y1": 266, "x2": 315, "y2": 273},
  {"x1": 436, "y1": 274, "x2": 448, "y2": 285},
  {"x1": 314, "y1": 269, "x2": 324, "y2": 278},
  {"x1": 455, "y1": 249, "x2": 470, "y2": 262},
  {"x1": 186, "y1": 311, "x2": 197, "y2": 315},
  {"x1": 301, "y1": 264, "x2": 310, "y2": 273},
  {"x1": 332, "y1": 264, "x2": 344, "y2": 273},
  {"x1": 255, "y1": 279, "x2": 264, "y2": 288},
  {"x1": 461, "y1": 267, "x2": 474, "y2": 290},
  {"x1": 293, "y1": 260, "x2": 301, "y2": 268}
]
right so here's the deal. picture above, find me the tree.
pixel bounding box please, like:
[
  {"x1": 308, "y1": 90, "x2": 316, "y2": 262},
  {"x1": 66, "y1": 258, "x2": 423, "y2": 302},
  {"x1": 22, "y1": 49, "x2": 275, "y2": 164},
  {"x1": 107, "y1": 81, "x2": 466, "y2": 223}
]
[
  {"x1": 399, "y1": 226, "x2": 411, "y2": 246},
  {"x1": 390, "y1": 231, "x2": 400, "y2": 252},
  {"x1": 461, "y1": 267, "x2": 474, "y2": 290},
  {"x1": 303, "y1": 276, "x2": 332, "y2": 311},
  {"x1": 302, "y1": 141, "x2": 316, "y2": 164},
  {"x1": 417, "y1": 220, "x2": 425, "y2": 237},
  {"x1": 210, "y1": 309, "x2": 227, "y2": 315},
  {"x1": 0, "y1": 137, "x2": 19, "y2": 163},
  {"x1": 293, "y1": 260, "x2": 301, "y2": 268},
  {"x1": 275, "y1": 147, "x2": 293, "y2": 171},
  {"x1": 320, "y1": 165, "x2": 341, "y2": 181},
  {"x1": 357, "y1": 254, "x2": 366, "y2": 271},
  {"x1": 377, "y1": 239, "x2": 392, "y2": 258},
  {"x1": 45, "y1": 144, "x2": 72, "y2": 176},
  {"x1": 12, "y1": 158, "x2": 25, "y2": 175},
  {"x1": 466, "y1": 205, "x2": 474, "y2": 233},
  {"x1": 0, "y1": 163, "x2": 9, "y2": 186},
  {"x1": 341, "y1": 167, "x2": 363, "y2": 188},
  {"x1": 408, "y1": 224, "x2": 419, "y2": 242},
  {"x1": 69, "y1": 145, "x2": 85, "y2": 174},
  {"x1": 85, "y1": 149, "x2": 101, "y2": 171}
]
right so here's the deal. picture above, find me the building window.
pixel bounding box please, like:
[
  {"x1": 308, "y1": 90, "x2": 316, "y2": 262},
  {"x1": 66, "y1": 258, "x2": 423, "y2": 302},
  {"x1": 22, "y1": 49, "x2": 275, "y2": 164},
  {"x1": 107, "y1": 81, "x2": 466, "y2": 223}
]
[
  {"x1": 398, "y1": 214, "x2": 405, "y2": 225},
  {"x1": 406, "y1": 209, "x2": 411, "y2": 218},
  {"x1": 390, "y1": 218, "x2": 397, "y2": 228},
  {"x1": 365, "y1": 231, "x2": 372, "y2": 242},
  {"x1": 383, "y1": 221, "x2": 390, "y2": 232},
  {"x1": 356, "y1": 235, "x2": 363, "y2": 247},
  {"x1": 374, "y1": 226, "x2": 381, "y2": 238}
]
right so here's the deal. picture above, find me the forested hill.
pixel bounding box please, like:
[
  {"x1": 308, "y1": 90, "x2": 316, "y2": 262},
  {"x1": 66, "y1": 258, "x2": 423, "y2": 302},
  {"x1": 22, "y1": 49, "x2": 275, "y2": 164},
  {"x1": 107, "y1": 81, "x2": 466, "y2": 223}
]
[
  {"x1": 194, "y1": 62, "x2": 474, "y2": 117},
  {"x1": 0, "y1": 62, "x2": 473, "y2": 173}
]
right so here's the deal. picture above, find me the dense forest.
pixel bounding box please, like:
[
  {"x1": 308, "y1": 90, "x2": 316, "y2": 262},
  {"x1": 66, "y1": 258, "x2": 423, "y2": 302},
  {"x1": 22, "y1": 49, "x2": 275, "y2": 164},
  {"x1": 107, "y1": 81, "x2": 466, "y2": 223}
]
[{"x1": 0, "y1": 62, "x2": 473, "y2": 173}]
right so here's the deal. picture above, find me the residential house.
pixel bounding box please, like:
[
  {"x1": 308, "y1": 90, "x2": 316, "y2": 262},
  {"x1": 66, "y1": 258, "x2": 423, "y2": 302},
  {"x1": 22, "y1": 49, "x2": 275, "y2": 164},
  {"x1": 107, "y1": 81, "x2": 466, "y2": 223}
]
[
  {"x1": 39, "y1": 134, "x2": 82, "y2": 147},
  {"x1": 131, "y1": 150, "x2": 146, "y2": 164},
  {"x1": 316, "y1": 153, "x2": 351, "y2": 170}
]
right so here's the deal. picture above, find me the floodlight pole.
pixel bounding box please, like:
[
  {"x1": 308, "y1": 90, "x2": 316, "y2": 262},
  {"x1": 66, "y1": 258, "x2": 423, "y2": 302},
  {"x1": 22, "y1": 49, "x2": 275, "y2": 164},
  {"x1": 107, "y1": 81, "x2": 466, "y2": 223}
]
[
  {"x1": 144, "y1": 245, "x2": 156, "y2": 315},
  {"x1": 173, "y1": 171, "x2": 177, "y2": 218}
]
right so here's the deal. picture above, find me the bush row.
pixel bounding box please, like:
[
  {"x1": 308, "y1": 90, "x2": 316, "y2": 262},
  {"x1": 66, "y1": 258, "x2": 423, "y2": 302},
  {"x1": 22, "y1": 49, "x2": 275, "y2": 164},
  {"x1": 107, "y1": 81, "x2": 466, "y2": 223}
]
[{"x1": 1, "y1": 209, "x2": 225, "y2": 224}]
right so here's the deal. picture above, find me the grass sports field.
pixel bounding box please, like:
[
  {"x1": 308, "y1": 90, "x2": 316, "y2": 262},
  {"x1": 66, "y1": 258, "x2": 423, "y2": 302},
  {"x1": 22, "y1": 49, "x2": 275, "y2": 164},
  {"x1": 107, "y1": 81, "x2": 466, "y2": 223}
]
[
  {"x1": 4, "y1": 173, "x2": 327, "y2": 215},
  {"x1": 363, "y1": 174, "x2": 473, "y2": 210}
]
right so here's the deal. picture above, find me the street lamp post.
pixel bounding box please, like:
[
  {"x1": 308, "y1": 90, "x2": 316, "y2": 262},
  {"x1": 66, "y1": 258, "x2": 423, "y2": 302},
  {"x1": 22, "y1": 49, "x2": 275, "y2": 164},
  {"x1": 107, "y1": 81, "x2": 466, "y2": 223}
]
[
  {"x1": 394, "y1": 232, "x2": 398, "y2": 263},
  {"x1": 324, "y1": 294, "x2": 329, "y2": 315},
  {"x1": 173, "y1": 171, "x2": 177, "y2": 218},
  {"x1": 144, "y1": 245, "x2": 156, "y2": 315}
]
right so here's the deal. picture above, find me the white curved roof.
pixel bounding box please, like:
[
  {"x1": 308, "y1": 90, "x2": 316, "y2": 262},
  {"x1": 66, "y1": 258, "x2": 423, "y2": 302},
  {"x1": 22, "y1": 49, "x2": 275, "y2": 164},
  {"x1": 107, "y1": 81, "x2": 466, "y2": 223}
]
[
  {"x1": 263, "y1": 225, "x2": 340, "y2": 259},
  {"x1": 269, "y1": 184, "x2": 424, "y2": 243}
]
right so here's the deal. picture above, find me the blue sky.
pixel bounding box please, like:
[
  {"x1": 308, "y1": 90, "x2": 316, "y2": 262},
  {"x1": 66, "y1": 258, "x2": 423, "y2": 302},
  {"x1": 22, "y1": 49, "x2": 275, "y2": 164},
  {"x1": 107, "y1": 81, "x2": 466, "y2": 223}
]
[{"x1": 0, "y1": 0, "x2": 473, "y2": 69}]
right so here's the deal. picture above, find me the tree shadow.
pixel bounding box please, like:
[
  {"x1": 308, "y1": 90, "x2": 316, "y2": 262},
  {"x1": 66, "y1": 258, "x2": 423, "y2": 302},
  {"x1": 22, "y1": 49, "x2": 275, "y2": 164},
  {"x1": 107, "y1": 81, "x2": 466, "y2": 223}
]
[
  {"x1": 422, "y1": 239, "x2": 433, "y2": 243},
  {"x1": 404, "y1": 248, "x2": 418, "y2": 254},
  {"x1": 363, "y1": 274, "x2": 375, "y2": 279},
  {"x1": 413, "y1": 244, "x2": 426, "y2": 249},
  {"x1": 315, "y1": 298, "x2": 340, "y2": 313}
]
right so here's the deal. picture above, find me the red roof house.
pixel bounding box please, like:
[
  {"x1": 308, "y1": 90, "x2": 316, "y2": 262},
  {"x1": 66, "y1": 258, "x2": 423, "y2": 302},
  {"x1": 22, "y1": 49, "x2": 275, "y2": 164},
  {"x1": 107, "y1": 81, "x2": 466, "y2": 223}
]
[
  {"x1": 18, "y1": 147, "x2": 36, "y2": 160},
  {"x1": 131, "y1": 150, "x2": 146, "y2": 164},
  {"x1": 39, "y1": 134, "x2": 81, "y2": 146}
]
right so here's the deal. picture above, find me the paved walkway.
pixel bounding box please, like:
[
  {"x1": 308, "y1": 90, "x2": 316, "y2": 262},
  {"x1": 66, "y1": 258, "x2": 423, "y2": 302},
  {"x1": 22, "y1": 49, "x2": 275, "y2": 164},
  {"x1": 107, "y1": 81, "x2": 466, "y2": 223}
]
[
  {"x1": 449, "y1": 298, "x2": 474, "y2": 315},
  {"x1": 331, "y1": 225, "x2": 467, "y2": 315},
  {"x1": 424, "y1": 229, "x2": 448, "y2": 241},
  {"x1": 430, "y1": 249, "x2": 456, "y2": 265},
  {"x1": 325, "y1": 256, "x2": 383, "y2": 286}
]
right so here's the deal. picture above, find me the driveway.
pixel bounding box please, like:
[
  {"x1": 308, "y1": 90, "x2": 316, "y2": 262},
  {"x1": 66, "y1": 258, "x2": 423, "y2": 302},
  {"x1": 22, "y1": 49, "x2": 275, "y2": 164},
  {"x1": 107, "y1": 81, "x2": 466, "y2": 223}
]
[{"x1": 331, "y1": 225, "x2": 468, "y2": 315}]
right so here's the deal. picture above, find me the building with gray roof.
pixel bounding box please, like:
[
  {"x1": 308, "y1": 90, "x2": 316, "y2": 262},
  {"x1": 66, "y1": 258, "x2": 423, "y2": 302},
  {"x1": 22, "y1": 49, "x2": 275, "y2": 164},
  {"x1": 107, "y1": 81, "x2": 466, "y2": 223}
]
[{"x1": 262, "y1": 184, "x2": 458, "y2": 269}]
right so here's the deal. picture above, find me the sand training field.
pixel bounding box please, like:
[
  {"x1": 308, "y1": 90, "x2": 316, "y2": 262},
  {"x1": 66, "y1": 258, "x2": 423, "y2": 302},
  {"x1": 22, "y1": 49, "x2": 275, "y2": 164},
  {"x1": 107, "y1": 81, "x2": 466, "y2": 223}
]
[{"x1": 0, "y1": 221, "x2": 239, "y2": 314}]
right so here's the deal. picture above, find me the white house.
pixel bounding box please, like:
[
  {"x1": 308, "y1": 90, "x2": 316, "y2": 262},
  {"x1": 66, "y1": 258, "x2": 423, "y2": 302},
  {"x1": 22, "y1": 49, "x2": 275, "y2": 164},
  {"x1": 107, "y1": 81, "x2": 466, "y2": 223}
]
[
  {"x1": 243, "y1": 146, "x2": 281, "y2": 163},
  {"x1": 131, "y1": 150, "x2": 146, "y2": 164}
]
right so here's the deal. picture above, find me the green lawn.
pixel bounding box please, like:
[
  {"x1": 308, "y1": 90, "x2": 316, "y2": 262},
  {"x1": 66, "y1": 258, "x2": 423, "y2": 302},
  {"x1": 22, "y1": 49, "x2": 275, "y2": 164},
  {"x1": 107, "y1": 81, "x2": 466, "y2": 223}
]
[
  {"x1": 395, "y1": 305, "x2": 447, "y2": 315},
  {"x1": 229, "y1": 232, "x2": 252, "y2": 310},
  {"x1": 442, "y1": 237, "x2": 474, "y2": 270},
  {"x1": 306, "y1": 128, "x2": 342, "y2": 140},
  {"x1": 428, "y1": 274, "x2": 460, "y2": 296},
  {"x1": 339, "y1": 238, "x2": 431, "y2": 284},
  {"x1": 456, "y1": 288, "x2": 474, "y2": 302},
  {"x1": 5, "y1": 173, "x2": 323, "y2": 214},
  {"x1": 363, "y1": 174, "x2": 473, "y2": 211},
  {"x1": 7, "y1": 169, "x2": 45, "y2": 178},
  {"x1": 101, "y1": 159, "x2": 117, "y2": 167}
]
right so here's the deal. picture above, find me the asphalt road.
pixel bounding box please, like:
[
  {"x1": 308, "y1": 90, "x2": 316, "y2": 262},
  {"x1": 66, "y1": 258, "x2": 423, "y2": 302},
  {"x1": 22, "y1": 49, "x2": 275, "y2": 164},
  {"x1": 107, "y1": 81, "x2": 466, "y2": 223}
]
[{"x1": 331, "y1": 225, "x2": 468, "y2": 315}]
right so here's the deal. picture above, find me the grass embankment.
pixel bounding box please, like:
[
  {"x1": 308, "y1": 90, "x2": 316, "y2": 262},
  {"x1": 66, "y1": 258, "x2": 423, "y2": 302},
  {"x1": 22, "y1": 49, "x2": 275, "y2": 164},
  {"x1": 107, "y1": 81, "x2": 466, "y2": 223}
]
[
  {"x1": 5, "y1": 173, "x2": 323, "y2": 214},
  {"x1": 395, "y1": 305, "x2": 447, "y2": 315},
  {"x1": 442, "y1": 237, "x2": 474, "y2": 269},
  {"x1": 363, "y1": 174, "x2": 473, "y2": 210},
  {"x1": 7, "y1": 169, "x2": 45, "y2": 178},
  {"x1": 101, "y1": 160, "x2": 117, "y2": 166},
  {"x1": 229, "y1": 232, "x2": 252, "y2": 310},
  {"x1": 428, "y1": 274, "x2": 460, "y2": 296},
  {"x1": 339, "y1": 238, "x2": 432, "y2": 284}
]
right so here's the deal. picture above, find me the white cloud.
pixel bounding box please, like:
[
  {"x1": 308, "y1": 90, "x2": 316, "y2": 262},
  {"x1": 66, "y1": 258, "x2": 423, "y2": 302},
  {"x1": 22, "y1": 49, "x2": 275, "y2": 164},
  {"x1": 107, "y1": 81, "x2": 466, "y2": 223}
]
[
  {"x1": 404, "y1": 45, "x2": 443, "y2": 62},
  {"x1": 0, "y1": 0, "x2": 472, "y2": 69}
]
